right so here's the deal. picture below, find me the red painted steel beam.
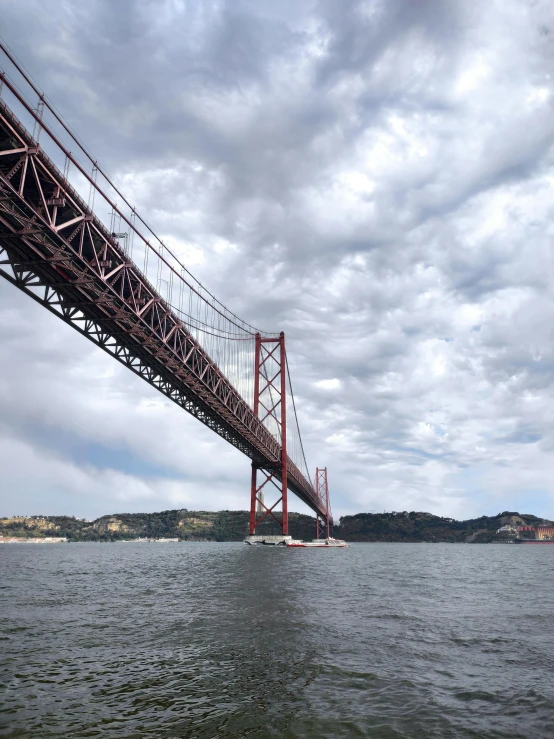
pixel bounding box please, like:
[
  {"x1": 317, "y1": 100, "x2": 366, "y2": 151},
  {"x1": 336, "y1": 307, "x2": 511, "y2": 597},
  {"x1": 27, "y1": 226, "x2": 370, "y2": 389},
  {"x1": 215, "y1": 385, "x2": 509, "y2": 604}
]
[
  {"x1": 315, "y1": 467, "x2": 331, "y2": 538},
  {"x1": 249, "y1": 334, "x2": 289, "y2": 534},
  {"x1": 0, "y1": 90, "x2": 328, "y2": 520}
]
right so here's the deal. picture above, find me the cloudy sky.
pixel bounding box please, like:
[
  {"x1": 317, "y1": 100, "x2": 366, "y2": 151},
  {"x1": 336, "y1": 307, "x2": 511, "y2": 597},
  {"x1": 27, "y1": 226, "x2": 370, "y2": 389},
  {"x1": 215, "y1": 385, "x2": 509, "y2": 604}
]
[{"x1": 1, "y1": 0, "x2": 554, "y2": 521}]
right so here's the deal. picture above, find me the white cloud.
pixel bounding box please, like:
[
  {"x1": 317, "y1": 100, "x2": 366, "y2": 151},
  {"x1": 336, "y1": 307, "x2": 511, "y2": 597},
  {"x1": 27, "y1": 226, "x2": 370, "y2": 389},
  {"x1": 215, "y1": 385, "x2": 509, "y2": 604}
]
[{"x1": 316, "y1": 378, "x2": 341, "y2": 390}]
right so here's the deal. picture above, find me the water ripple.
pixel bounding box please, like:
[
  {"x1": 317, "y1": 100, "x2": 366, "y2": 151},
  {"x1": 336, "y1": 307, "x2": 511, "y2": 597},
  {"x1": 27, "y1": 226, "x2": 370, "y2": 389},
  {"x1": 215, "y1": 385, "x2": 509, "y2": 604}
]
[{"x1": 1, "y1": 542, "x2": 553, "y2": 737}]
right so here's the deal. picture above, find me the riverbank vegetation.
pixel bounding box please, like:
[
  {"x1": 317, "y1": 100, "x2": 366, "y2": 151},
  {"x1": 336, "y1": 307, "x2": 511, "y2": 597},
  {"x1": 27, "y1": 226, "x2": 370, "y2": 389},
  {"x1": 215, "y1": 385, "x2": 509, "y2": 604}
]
[{"x1": 0, "y1": 510, "x2": 548, "y2": 542}]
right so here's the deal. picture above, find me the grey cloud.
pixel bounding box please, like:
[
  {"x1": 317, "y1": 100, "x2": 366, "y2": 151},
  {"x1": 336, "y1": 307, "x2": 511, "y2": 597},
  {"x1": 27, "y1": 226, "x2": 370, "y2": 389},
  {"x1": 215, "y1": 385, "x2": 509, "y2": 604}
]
[{"x1": 2, "y1": 0, "x2": 554, "y2": 519}]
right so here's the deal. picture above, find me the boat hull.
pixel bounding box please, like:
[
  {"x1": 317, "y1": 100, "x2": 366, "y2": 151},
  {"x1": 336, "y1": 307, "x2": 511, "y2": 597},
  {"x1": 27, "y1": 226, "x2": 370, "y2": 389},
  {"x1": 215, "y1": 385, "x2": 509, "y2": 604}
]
[
  {"x1": 514, "y1": 539, "x2": 554, "y2": 544},
  {"x1": 286, "y1": 538, "x2": 349, "y2": 548}
]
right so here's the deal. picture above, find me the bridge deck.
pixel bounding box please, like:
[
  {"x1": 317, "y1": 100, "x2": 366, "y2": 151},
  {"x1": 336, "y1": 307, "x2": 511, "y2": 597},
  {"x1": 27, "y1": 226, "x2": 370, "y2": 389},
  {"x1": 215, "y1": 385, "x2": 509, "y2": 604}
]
[{"x1": 0, "y1": 93, "x2": 327, "y2": 520}]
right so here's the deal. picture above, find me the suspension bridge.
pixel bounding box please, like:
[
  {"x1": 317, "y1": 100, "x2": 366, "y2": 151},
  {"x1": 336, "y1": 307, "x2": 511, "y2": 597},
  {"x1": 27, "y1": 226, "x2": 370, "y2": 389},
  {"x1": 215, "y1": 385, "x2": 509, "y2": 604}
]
[{"x1": 0, "y1": 43, "x2": 333, "y2": 541}]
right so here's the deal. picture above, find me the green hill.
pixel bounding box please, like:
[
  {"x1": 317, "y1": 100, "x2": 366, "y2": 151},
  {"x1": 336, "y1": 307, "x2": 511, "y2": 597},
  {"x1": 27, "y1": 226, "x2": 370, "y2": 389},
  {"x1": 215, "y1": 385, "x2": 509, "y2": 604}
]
[
  {"x1": 0, "y1": 509, "x2": 550, "y2": 542},
  {"x1": 337, "y1": 510, "x2": 547, "y2": 542},
  {"x1": 0, "y1": 510, "x2": 317, "y2": 542}
]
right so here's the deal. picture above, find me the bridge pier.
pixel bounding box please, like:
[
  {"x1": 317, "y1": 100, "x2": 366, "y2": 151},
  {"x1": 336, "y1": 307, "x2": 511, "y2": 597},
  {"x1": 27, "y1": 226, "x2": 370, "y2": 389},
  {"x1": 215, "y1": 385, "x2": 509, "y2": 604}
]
[{"x1": 315, "y1": 468, "x2": 331, "y2": 539}]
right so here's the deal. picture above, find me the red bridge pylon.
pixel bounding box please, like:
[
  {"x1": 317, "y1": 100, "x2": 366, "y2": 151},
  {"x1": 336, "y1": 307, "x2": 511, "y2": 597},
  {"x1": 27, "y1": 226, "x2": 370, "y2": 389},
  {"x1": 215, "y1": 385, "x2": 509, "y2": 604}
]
[
  {"x1": 249, "y1": 332, "x2": 288, "y2": 535},
  {"x1": 315, "y1": 467, "x2": 331, "y2": 539}
]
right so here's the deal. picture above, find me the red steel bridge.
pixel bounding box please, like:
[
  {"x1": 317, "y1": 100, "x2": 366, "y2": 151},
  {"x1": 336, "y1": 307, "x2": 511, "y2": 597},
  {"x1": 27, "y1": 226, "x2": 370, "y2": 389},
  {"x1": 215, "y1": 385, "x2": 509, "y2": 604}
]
[{"x1": 0, "y1": 44, "x2": 333, "y2": 537}]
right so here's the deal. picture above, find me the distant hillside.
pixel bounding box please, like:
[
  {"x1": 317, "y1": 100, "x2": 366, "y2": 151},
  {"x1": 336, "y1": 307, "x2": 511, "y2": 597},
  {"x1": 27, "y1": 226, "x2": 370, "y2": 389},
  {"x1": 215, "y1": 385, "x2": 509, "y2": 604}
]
[
  {"x1": 337, "y1": 511, "x2": 548, "y2": 543},
  {"x1": 0, "y1": 509, "x2": 550, "y2": 542},
  {"x1": 0, "y1": 510, "x2": 317, "y2": 542}
]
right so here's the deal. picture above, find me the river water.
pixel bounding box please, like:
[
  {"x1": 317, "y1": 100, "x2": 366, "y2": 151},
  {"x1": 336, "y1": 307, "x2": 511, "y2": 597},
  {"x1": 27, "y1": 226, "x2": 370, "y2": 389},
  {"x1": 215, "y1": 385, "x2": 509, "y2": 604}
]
[{"x1": 1, "y1": 542, "x2": 553, "y2": 738}]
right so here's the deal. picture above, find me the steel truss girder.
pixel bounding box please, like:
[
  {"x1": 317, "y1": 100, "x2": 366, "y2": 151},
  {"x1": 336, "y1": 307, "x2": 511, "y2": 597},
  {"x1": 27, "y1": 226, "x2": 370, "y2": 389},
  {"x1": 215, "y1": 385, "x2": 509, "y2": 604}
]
[
  {"x1": 0, "y1": 248, "x2": 262, "y2": 460},
  {"x1": 0, "y1": 96, "x2": 327, "y2": 518}
]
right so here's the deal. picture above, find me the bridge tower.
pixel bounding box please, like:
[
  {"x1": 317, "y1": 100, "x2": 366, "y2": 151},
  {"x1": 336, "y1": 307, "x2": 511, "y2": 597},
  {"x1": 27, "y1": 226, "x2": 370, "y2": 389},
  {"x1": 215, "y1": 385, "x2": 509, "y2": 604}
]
[
  {"x1": 315, "y1": 467, "x2": 330, "y2": 539},
  {"x1": 249, "y1": 332, "x2": 288, "y2": 537}
]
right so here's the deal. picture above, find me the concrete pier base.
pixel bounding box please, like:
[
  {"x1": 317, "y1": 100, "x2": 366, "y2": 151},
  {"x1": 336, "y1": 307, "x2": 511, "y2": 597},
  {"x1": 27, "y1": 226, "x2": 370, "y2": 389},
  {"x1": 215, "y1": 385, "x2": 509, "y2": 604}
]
[{"x1": 244, "y1": 535, "x2": 292, "y2": 546}]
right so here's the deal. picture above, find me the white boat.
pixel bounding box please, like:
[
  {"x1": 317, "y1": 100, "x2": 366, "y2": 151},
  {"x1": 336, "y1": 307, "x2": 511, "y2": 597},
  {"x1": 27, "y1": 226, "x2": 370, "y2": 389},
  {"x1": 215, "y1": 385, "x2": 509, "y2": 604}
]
[{"x1": 285, "y1": 537, "x2": 348, "y2": 548}]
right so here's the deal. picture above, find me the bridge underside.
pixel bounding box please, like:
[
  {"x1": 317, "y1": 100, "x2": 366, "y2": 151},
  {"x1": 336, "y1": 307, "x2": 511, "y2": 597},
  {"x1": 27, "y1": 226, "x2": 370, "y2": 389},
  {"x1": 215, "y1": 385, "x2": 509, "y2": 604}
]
[{"x1": 0, "y1": 93, "x2": 328, "y2": 521}]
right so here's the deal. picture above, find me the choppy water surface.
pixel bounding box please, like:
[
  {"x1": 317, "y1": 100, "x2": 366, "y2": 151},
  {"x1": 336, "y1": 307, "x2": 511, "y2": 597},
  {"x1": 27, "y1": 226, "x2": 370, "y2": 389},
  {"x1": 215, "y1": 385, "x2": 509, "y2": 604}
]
[{"x1": 1, "y1": 543, "x2": 554, "y2": 738}]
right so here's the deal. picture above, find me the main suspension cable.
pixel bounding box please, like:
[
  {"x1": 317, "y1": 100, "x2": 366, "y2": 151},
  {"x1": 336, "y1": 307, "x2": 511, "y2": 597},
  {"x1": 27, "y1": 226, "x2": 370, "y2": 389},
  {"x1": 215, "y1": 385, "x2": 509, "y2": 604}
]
[
  {"x1": 286, "y1": 356, "x2": 312, "y2": 486},
  {"x1": 0, "y1": 38, "x2": 270, "y2": 337}
]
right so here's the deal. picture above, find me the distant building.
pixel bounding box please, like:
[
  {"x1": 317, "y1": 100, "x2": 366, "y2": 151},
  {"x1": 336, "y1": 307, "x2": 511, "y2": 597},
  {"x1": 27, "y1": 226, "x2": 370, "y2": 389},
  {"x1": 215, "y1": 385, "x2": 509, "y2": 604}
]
[
  {"x1": 496, "y1": 525, "x2": 517, "y2": 535},
  {"x1": 517, "y1": 524, "x2": 554, "y2": 541},
  {"x1": 517, "y1": 526, "x2": 536, "y2": 540},
  {"x1": 536, "y1": 524, "x2": 554, "y2": 540},
  {"x1": 0, "y1": 536, "x2": 67, "y2": 544}
]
